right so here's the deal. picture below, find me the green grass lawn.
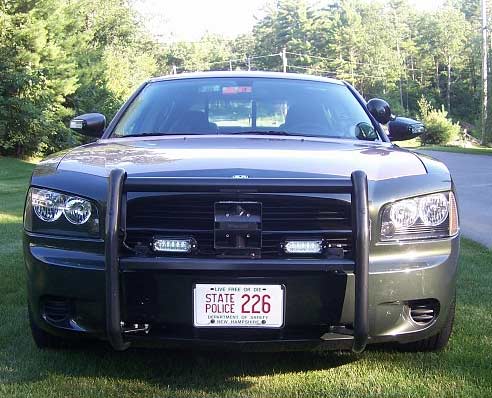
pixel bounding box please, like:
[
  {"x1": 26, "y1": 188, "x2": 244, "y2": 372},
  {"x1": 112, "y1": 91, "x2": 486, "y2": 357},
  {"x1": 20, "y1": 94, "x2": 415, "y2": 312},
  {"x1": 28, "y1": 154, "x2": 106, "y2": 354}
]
[
  {"x1": 1, "y1": 156, "x2": 492, "y2": 397},
  {"x1": 420, "y1": 145, "x2": 492, "y2": 155},
  {"x1": 399, "y1": 140, "x2": 492, "y2": 155}
]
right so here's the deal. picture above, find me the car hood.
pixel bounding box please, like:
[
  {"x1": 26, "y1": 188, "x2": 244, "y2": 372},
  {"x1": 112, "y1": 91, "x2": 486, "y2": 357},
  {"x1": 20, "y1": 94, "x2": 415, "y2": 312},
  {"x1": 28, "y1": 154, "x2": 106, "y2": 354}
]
[{"x1": 55, "y1": 135, "x2": 426, "y2": 181}]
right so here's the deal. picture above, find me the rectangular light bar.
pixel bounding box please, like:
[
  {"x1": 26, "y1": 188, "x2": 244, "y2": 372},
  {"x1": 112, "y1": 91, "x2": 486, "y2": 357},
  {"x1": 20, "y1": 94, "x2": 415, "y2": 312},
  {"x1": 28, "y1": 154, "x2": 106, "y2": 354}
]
[
  {"x1": 153, "y1": 238, "x2": 195, "y2": 253},
  {"x1": 283, "y1": 240, "x2": 323, "y2": 254}
]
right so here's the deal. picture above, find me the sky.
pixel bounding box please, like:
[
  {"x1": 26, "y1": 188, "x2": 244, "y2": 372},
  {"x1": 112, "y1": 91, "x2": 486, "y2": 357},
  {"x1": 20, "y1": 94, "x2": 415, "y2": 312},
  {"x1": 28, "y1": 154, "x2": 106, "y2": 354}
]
[{"x1": 133, "y1": 0, "x2": 444, "y2": 43}]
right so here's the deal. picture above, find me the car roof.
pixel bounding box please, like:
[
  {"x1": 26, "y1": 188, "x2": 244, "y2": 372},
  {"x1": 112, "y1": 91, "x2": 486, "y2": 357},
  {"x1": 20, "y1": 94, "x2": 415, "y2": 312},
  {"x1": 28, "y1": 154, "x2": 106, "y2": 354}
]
[{"x1": 148, "y1": 71, "x2": 344, "y2": 85}]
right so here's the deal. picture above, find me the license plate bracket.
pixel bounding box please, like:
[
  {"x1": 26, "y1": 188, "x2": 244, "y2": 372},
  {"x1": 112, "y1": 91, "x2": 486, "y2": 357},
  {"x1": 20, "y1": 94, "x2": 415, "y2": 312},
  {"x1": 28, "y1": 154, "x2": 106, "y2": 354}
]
[{"x1": 214, "y1": 202, "x2": 262, "y2": 257}]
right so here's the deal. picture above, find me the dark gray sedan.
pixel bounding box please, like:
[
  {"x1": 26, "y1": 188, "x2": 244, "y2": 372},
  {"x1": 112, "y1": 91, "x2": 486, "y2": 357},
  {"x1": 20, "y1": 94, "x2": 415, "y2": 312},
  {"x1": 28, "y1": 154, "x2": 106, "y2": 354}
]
[{"x1": 24, "y1": 71, "x2": 459, "y2": 352}]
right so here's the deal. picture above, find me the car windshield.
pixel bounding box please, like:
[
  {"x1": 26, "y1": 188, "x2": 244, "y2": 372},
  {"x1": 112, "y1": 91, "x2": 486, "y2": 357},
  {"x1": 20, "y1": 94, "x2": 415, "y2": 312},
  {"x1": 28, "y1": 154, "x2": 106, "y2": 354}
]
[{"x1": 112, "y1": 77, "x2": 379, "y2": 141}]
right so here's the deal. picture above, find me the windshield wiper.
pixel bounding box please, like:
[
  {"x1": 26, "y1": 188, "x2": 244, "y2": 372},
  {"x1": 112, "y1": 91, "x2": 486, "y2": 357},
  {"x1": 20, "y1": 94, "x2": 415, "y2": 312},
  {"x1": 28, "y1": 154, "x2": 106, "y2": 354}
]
[
  {"x1": 114, "y1": 132, "x2": 207, "y2": 138},
  {"x1": 229, "y1": 130, "x2": 302, "y2": 136}
]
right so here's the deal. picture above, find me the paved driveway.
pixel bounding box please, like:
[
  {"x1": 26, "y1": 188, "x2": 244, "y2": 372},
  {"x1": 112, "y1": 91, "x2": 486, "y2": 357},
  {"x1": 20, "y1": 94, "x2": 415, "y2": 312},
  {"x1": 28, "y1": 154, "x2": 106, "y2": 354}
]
[{"x1": 417, "y1": 150, "x2": 492, "y2": 248}]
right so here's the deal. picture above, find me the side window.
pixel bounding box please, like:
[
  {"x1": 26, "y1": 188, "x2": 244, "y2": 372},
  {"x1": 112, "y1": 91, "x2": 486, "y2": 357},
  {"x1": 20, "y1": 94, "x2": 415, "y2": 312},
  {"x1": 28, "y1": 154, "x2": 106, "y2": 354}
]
[
  {"x1": 256, "y1": 101, "x2": 287, "y2": 128},
  {"x1": 209, "y1": 99, "x2": 252, "y2": 127}
]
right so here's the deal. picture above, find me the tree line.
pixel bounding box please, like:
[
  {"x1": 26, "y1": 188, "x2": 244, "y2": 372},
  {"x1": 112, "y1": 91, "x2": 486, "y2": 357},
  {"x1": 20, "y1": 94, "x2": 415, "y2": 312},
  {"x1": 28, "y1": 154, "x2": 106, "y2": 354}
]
[{"x1": 0, "y1": 0, "x2": 487, "y2": 157}]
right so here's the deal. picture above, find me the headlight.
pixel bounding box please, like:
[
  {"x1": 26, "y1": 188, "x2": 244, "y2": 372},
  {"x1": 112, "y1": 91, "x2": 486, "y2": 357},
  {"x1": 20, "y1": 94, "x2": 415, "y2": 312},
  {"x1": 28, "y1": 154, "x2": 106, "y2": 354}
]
[
  {"x1": 32, "y1": 189, "x2": 65, "y2": 222},
  {"x1": 418, "y1": 193, "x2": 448, "y2": 226},
  {"x1": 24, "y1": 188, "x2": 100, "y2": 237},
  {"x1": 389, "y1": 199, "x2": 418, "y2": 228},
  {"x1": 64, "y1": 197, "x2": 92, "y2": 225},
  {"x1": 380, "y1": 192, "x2": 458, "y2": 242}
]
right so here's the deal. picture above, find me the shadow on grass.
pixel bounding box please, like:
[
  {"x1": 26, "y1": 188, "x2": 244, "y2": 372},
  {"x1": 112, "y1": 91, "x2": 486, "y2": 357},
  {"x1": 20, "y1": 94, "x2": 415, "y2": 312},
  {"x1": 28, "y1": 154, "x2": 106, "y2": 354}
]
[
  {"x1": 4, "y1": 333, "x2": 489, "y2": 397},
  {"x1": 1, "y1": 337, "x2": 360, "y2": 394},
  {"x1": 1, "y1": 286, "x2": 491, "y2": 397}
]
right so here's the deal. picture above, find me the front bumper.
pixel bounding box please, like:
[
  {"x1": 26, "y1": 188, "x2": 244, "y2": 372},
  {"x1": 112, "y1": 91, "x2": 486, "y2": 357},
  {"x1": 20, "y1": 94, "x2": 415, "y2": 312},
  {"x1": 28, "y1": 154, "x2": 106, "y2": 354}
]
[{"x1": 25, "y1": 171, "x2": 459, "y2": 352}]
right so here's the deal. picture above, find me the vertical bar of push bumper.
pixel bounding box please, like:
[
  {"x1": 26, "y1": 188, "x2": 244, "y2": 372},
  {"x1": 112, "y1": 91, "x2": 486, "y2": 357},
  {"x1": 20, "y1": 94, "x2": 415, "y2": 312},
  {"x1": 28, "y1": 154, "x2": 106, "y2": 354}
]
[
  {"x1": 351, "y1": 170, "x2": 369, "y2": 353},
  {"x1": 105, "y1": 168, "x2": 130, "y2": 351}
]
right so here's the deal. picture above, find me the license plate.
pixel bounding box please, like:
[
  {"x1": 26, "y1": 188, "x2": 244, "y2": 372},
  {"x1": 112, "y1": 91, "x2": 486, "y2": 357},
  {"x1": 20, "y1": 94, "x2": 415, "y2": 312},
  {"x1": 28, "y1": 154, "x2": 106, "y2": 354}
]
[{"x1": 193, "y1": 284, "x2": 284, "y2": 328}]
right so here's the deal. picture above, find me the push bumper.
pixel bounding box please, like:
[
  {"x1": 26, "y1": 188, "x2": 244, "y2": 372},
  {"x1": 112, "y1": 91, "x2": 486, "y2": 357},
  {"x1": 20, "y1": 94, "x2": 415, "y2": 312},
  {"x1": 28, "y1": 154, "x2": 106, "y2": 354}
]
[{"x1": 104, "y1": 170, "x2": 369, "y2": 352}]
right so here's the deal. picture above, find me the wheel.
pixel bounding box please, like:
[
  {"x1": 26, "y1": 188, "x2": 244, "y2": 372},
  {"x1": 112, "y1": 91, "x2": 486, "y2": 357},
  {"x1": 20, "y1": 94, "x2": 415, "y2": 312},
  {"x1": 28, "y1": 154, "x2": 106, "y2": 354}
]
[
  {"x1": 29, "y1": 305, "x2": 70, "y2": 349},
  {"x1": 399, "y1": 294, "x2": 456, "y2": 352}
]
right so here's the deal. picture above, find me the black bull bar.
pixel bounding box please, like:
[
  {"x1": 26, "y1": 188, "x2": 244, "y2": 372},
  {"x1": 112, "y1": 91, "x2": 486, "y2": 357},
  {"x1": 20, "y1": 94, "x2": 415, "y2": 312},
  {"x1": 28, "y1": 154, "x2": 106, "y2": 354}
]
[{"x1": 105, "y1": 170, "x2": 370, "y2": 353}]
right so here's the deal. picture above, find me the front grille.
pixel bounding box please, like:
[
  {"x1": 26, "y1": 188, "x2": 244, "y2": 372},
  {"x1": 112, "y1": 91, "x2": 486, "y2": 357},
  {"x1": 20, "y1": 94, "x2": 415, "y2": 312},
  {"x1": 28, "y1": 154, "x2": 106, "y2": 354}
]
[{"x1": 124, "y1": 193, "x2": 353, "y2": 259}]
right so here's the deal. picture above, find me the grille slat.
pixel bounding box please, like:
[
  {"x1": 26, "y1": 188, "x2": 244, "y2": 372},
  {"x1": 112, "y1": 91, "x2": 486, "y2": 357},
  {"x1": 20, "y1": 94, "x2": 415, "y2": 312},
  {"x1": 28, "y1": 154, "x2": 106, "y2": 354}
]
[
  {"x1": 409, "y1": 302, "x2": 438, "y2": 325},
  {"x1": 43, "y1": 297, "x2": 71, "y2": 324}
]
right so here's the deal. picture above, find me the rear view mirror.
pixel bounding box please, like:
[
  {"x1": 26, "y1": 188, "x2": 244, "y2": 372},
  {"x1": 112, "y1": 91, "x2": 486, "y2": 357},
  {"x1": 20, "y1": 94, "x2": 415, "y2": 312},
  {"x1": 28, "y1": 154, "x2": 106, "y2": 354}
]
[
  {"x1": 69, "y1": 113, "x2": 106, "y2": 138},
  {"x1": 388, "y1": 117, "x2": 425, "y2": 141}
]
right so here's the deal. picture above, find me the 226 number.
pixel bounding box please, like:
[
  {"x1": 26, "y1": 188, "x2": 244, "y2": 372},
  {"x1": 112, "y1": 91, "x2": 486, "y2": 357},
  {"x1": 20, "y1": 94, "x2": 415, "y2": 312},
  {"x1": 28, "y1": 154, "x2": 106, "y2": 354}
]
[{"x1": 241, "y1": 294, "x2": 271, "y2": 314}]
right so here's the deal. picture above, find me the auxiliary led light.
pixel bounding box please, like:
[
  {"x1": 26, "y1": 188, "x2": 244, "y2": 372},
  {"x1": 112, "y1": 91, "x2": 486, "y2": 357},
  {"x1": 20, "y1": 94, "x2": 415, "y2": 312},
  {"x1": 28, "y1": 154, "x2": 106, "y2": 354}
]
[
  {"x1": 153, "y1": 238, "x2": 195, "y2": 253},
  {"x1": 283, "y1": 240, "x2": 323, "y2": 254}
]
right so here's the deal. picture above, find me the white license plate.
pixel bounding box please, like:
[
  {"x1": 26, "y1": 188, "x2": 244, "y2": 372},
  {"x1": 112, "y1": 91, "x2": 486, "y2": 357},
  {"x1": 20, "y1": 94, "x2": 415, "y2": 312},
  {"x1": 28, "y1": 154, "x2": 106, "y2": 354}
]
[{"x1": 193, "y1": 284, "x2": 284, "y2": 328}]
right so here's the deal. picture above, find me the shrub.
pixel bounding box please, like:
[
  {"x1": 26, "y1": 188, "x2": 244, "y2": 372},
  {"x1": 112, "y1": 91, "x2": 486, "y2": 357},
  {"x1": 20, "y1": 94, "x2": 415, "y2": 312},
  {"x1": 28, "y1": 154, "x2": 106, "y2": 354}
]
[{"x1": 418, "y1": 97, "x2": 461, "y2": 145}]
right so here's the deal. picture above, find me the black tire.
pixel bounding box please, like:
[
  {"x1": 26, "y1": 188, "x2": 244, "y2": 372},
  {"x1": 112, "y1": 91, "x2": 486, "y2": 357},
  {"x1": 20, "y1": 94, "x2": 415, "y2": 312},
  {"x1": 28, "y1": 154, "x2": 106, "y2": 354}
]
[
  {"x1": 29, "y1": 306, "x2": 69, "y2": 349},
  {"x1": 399, "y1": 295, "x2": 456, "y2": 352}
]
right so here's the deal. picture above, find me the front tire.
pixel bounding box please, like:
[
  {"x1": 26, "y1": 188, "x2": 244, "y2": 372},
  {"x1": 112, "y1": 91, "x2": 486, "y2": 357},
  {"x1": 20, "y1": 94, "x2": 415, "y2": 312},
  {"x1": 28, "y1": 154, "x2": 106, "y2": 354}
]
[{"x1": 400, "y1": 295, "x2": 455, "y2": 352}]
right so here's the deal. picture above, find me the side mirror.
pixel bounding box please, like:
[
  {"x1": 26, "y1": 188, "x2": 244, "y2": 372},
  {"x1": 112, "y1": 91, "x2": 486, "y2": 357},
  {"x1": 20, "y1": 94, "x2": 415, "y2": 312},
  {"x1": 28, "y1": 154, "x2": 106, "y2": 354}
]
[
  {"x1": 367, "y1": 98, "x2": 393, "y2": 124},
  {"x1": 388, "y1": 117, "x2": 425, "y2": 141},
  {"x1": 69, "y1": 113, "x2": 106, "y2": 137}
]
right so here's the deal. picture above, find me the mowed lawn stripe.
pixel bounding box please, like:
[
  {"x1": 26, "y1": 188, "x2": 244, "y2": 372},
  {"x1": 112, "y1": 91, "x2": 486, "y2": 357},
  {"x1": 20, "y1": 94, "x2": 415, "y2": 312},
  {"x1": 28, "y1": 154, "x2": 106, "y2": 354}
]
[{"x1": 0, "y1": 156, "x2": 491, "y2": 398}]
